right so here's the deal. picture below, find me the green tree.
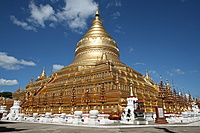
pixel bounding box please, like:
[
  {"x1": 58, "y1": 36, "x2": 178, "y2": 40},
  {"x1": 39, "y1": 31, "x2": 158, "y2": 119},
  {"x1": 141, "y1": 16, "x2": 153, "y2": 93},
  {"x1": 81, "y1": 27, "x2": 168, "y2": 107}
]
[{"x1": 0, "y1": 92, "x2": 12, "y2": 99}]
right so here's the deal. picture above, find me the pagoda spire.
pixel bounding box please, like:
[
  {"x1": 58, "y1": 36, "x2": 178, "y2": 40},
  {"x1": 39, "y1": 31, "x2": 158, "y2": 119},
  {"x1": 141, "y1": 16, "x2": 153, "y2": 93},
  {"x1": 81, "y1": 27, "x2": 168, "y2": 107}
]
[
  {"x1": 83, "y1": 9, "x2": 112, "y2": 38},
  {"x1": 145, "y1": 70, "x2": 149, "y2": 79},
  {"x1": 41, "y1": 67, "x2": 46, "y2": 78},
  {"x1": 165, "y1": 79, "x2": 169, "y2": 87},
  {"x1": 17, "y1": 86, "x2": 20, "y2": 92},
  {"x1": 130, "y1": 83, "x2": 134, "y2": 97},
  {"x1": 29, "y1": 77, "x2": 34, "y2": 84},
  {"x1": 36, "y1": 67, "x2": 47, "y2": 81},
  {"x1": 95, "y1": 7, "x2": 100, "y2": 16},
  {"x1": 69, "y1": 9, "x2": 124, "y2": 67}
]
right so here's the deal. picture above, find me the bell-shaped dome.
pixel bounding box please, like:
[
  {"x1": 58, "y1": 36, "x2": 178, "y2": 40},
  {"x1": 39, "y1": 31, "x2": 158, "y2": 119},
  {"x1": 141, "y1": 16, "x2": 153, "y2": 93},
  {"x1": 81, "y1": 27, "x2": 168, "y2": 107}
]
[{"x1": 69, "y1": 9, "x2": 123, "y2": 67}]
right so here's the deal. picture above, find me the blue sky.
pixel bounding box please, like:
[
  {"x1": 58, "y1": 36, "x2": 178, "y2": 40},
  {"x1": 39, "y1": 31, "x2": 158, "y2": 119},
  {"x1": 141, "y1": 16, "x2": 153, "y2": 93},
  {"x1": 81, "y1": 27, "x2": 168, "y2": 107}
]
[{"x1": 0, "y1": 0, "x2": 200, "y2": 97}]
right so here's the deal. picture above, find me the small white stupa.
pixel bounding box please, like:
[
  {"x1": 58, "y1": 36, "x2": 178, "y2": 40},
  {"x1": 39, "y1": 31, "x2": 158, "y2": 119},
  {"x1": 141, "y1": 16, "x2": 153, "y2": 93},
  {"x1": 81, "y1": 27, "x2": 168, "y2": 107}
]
[
  {"x1": 120, "y1": 85, "x2": 138, "y2": 124},
  {"x1": 120, "y1": 85, "x2": 148, "y2": 125},
  {"x1": 0, "y1": 106, "x2": 7, "y2": 113},
  {"x1": 6, "y1": 100, "x2": 21, "y2": 120}
]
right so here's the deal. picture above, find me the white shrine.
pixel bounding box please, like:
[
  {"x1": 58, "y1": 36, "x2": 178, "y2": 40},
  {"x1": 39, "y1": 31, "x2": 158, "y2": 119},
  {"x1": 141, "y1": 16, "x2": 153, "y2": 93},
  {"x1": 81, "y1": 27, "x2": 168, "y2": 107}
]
[
  {"x1": 6, "y1": 100, "x2": 21, "y2": 120},
  {"x1": 120, "y1": 86, "x2": 148, "y2": 125},
  {"x1": 0, "y1": 106, "x2": 7, "y2": 113},
  {"x1": 120, "y1": 96, "x2": 138, "y2": 124}
]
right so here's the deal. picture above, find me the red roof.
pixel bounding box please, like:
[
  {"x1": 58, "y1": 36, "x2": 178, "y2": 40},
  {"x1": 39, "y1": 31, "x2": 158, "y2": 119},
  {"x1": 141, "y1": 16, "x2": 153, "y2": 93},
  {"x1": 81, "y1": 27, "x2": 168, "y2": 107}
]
[{"x1": 136, "y1": 100, "x2": 143, "y2": 103}]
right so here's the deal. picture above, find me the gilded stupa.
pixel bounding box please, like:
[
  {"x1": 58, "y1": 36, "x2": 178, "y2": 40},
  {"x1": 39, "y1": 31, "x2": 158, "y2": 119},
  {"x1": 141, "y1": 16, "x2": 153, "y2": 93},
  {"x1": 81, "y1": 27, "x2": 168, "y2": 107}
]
[
  {"x1": 7, "y1": 9, "x2": 192, "y2": 118},
  {"x1": 66, "y1": 9, "x2": 124, "y2": 68}
]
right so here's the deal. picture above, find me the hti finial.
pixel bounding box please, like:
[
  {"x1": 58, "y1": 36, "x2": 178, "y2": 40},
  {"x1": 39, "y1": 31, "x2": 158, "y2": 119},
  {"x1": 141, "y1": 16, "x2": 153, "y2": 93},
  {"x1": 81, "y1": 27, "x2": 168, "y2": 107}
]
[
  {"x1": 41, "y1": 67, "x2": 46, "y2": 77},
  {"x1": 96, "y1": 3, "x2": 99, "y2": 9},
  {"x1": 160, "y1": 73, "x2": 162, "y2": 81},
  {"x1": 145, "y1": 70, "x2": 149, "y2": 79},
  {"x1": 95, "y1": 4, "x2": 100, "y2": 16}
]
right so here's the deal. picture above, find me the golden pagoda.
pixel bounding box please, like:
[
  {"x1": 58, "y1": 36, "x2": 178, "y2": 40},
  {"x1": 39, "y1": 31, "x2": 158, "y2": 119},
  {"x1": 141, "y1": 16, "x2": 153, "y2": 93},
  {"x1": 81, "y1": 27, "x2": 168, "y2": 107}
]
[{"x1": 10, "y1": 9, "x2": 161, "y2": 118}]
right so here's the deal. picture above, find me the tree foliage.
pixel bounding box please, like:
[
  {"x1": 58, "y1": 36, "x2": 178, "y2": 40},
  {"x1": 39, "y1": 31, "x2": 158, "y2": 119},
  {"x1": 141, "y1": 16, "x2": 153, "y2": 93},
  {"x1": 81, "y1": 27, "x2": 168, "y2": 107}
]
[{"x1": 0, "y1": 92, "x2": 12, "y2": 99}]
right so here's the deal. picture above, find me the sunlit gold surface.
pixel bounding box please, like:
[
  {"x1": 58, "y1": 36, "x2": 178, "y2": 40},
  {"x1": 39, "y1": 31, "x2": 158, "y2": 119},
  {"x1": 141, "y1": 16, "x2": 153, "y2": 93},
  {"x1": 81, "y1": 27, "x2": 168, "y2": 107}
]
[
  {"x1": 69, "y1": 9, "x2": 121, "y2": 67},
  {"x1": 1, "y1": 9, "x2": 196, "y2": 116}
]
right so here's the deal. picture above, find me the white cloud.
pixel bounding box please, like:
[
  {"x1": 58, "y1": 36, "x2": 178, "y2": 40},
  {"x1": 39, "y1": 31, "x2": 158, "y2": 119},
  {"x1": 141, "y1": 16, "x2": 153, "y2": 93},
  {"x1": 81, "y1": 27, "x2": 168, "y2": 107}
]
[
  {"x1": 20, "y1": 59, "x2": 36, "y2": 66},
  {"x1": 52, "y1": 64, "x2": 64, "y2": 72},
  {"x1": 10, "y1": 15, "x2": 37, "y2": 32},
  {"x1": 149, "y1": 70, "x2": 160, "y2": 78},
  {"x1": 134, "y1": 62, "x2": 145, "y2": 65},
  {"x1": 114, "y1": 24, "x2": 125, "y2": 34},
  {"x1": 56, "y1": 0, "x2": 97, "y2": 33},
  {"x1": 111, "y1": 11, "x2": 120, "y2": 19},
  {"x1": 172, "y1": 68, "x2": 185, "y2": 75},
  {"x1": 189, "y1": 70, "x2": 199, "y2": 74},
  {"x1": 11, "y1": 0, "x2": 97, "y2": 34},
  {"x1": 167, "y1": 71, "x2": 174, "y2": 76},
  {"x1": 0, "y1": 78, "x2": 19, "y2": 86},
  {"x1": 0, "y1": 52, "x2": 36, "y2": 70},
  {"x1": 166, "y1": 68, "x2": 185, "y2": 76},
  {"x1": 106, "y1": 0, "x2": 122, "y2": 8},
  {"x1": 128, "y1": 47, "x2": 133, "y2": 53},
  {"x1": 64, "y1": 32, "x2": 69, "y2": 38},
  {"x1": 50, "y1": 0, "x2": 59, "y2": 3},
  {"x1": 28, "y1": 2, "x2": 56, "y2": 27},
  {"x1": 49, "y1": 23, "x2": 56, "y2": 28}
]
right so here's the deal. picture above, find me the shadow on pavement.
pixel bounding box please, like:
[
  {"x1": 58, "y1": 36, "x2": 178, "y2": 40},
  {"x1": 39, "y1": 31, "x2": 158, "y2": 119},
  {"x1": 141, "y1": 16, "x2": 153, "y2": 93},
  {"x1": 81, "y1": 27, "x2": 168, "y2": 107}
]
[
  {"x1": 0, "y1": 126, "x2": 27, "y2": 132},
  {"x1": 155, "y1": 127, "x2": 177, "y2": 133},
  {"x1": 0, "y1": 121, "x2": 16, "y2": 124}
]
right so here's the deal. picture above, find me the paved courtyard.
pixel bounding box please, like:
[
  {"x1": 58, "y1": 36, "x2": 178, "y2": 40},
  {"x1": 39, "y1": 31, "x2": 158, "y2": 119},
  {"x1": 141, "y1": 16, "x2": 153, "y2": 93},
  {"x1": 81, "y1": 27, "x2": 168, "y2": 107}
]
[{"x1": 0, "y1": 121, "x2": 200, "y2": 133}]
